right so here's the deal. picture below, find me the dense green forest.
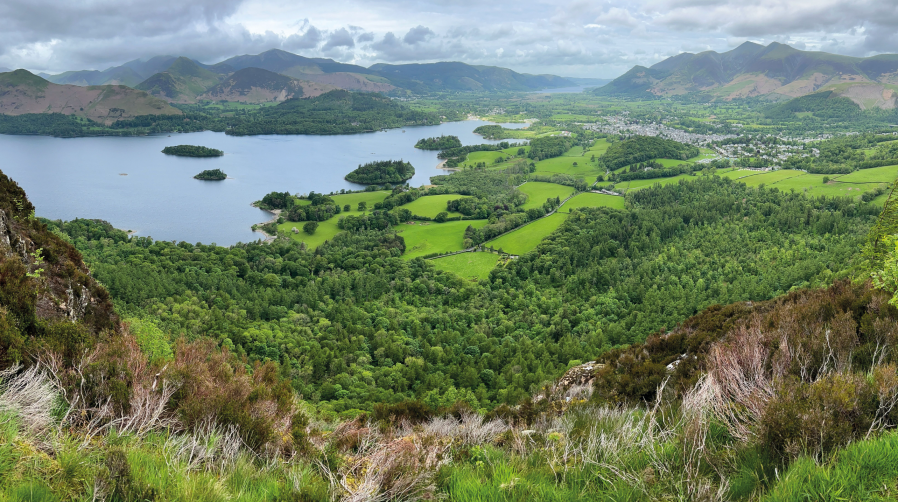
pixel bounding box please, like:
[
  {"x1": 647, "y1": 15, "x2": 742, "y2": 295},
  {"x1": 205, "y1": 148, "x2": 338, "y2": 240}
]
[
  {"x1": 193, "y1": 169, "x2": 227, "y2": 180},
  {"x1": 47, "y1": 178, "x2": 876, "y2": 413},
  {"x1": 345, "y1": 160, "x2": 415, "y2": 184},
  {"x1": 225, "y1": 90, "x2": 440, "y2": 136},
  {"x1": 527, "y1": 135, "x2": 574, "y2": 160},
  {"x1": 602, "y1": 136, "x2": 700, "y2": 169},
  {"x1": 764, "y1": 91, "x2": 862, "y2": 120},
  {"x1": 414, "y1": 135, "x2": 462, "y2": 150},
  {"x1": 163, "y1": 145, "x2": 224, "y2": 157}
]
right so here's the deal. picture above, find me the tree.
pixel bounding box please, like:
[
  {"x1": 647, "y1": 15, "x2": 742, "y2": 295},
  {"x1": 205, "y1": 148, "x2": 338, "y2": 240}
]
[
  {"x1": 358, "y1": 201, "x2": 367, "y2": 212},
  {"x1": 435, "y1": 211, "x2": 448, "y2": 223},
  {"x1": 303, "y1": 221, "x2": 318, "y2": 235},
  {"x1": 344, "y1": 204, "x2": 351, "y2": 212}
]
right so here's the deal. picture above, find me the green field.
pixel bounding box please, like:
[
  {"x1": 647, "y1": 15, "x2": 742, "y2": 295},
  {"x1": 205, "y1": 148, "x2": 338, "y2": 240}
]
[
  {"x1": 397, "y1": 219, "x2": 489, "y2": 259},
  {"x1": 836, "y1": 165, "x2": 898, "y2": 183},
  {"x1": 518, "y1": 182, "x2": 577, "y2": 209},
  {"x1": 717, "y1": 169, "x2": 763, "y2": 180},
  {"x1": 488, "y1": 213, "x2": 567, "y2": 255},
  {"x1": 559, "y1": 192, "x2": 626, "y2": 212},
  {"x1": 531, "y1": 155, "x2": 602, "y2": 182},
  {"x1": 429, "y1": 252, "x2": 501, "y2": 281},
  {"x1": 739, "y1": 170, "x2": 806, "y2": 187},
  {"x1": 586, "y1": 138, "x2": 611, "y2": 156},
  {"x1": 766, "y1": 174, "x2": 866, "y2": 198},
  {"x1": 626, "y1": 174, "x2": 694, "y2": 191},
  {"x1": 401, "y1": 194, "x2": 463, "y2": 218},
  {"x1": 276, "y1": 217, "x2": 342, "y2": 249},
  {"x1": 563, "y1": 146, "x2": 584, "y2": 157},
  {"x1": 330, "y1": 191, "x2": 390, "y2": 213}
]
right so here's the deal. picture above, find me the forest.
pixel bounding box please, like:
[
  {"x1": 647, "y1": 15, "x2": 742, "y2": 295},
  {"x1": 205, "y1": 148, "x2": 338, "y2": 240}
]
[
  {"x1": 602, "y1": 136, "x2": 700, "y2": 169},
  {"x1": 344, "y1": 160, "x2": 415, "y2": 184},
  {"x1": 162, "y1": 145, "x2": 224, "y2": 157},
  {"x1": 225, "y1": 90, "x2": 441, "y2": 136}
]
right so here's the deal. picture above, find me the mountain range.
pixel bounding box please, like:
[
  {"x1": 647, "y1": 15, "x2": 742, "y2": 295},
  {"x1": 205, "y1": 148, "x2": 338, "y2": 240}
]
[
  {"x1": 27, "y1": 48, "x2": 579, "y2": 101},
  {"x1": 599, "y1": 42, "x2": 898, "y2": 109}
]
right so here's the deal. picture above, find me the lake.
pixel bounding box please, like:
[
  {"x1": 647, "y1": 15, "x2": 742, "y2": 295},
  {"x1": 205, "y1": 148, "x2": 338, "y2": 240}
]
[{"x1": 0, "y1": 120, "x2": 526, "y2": 245}]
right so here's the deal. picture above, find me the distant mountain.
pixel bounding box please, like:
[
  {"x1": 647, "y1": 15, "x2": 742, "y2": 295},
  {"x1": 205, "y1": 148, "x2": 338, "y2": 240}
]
[
  {"x1": 135, "y1": 57, "x2": 222, "y2": 102},
  {"x1": 119, "y1": 56, "x2": 181, "y2": 79},
  {"x1": 0, "y1": 69, "x2": 180, "y2": 124},
  {"x1": 43, "y1": 56, "x2": 181, "y2": 87},
  {"x1": 0, "y1": 67, "x2": 11, "y2": 73},
  {"x1": 368, "y1": 61, "x2": 574, "y2": 92},
  {"x1": 36, "y1": 48, "x2": 577, "y2": 96},
  {"x1": 215, "y1": 49, "x2": 394, "y2": 92},
  {"x1": 43, "y1": 66, "x2": 145, "y2": 87},
  {"x1": 199, "y1": 67, "x2": 336, "y2": 102},
  {"x1": 598, "y1": 42, "x2": 898, "y2": 108}
]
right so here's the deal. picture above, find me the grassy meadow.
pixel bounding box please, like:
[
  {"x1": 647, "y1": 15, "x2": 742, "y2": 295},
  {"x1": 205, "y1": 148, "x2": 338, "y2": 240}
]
[
  {"x1": 488, "y1": 213, "x2": 567, "y2": 255},
  {"x1": 559, "y1": 192, "x2": 626, "y2": 212},
  {"x1": 401, "y1": 194, "x2": 463, "y2": 218},
  {"x1": 277, "y1": 217, "x2": 342, "y2": 248},
  {"x1": 519, "y1": 182, "x2": 577, "y2": 209},
  {"x1": 397, "y1": 219, "x2": 489, "y2": 259},
  {"x1": 429, "y1": 252, "x2": 501, "y2": 281}
]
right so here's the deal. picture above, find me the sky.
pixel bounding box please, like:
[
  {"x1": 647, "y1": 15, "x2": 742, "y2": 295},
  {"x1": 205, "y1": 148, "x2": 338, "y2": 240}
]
[{"x1": 0, "y1": 0, "x2": 896, "y2": 78}]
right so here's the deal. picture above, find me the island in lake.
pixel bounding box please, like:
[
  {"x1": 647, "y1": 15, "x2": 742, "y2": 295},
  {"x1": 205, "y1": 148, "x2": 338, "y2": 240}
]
[
  {"x1": 414, "y1": 135, "x2": 462, "y2": 150},
  {"x1": 345, "y1": 160, "x2": 415, "y2": 184},
  {"x1": 194, "y1": 169, "x2": 227, "y2": 180},
  {"x1": 163, "y1": 145, "x2": 224, "y2": 157}
]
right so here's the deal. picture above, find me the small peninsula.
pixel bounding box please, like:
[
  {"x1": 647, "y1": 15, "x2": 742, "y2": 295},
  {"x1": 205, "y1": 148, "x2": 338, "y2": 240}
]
[
  {"x1": 414, "y1": 135, "x2": 462, "y2": 150},
  {"x1": 194, "y1": 169, "x2": 227, "y2": 180},
  {"x1": 162, "y1": 145, "x2": 224, "y2": 157},
  {"x1": 345, "y1": 160, "x2": 415, "y2": 184}
]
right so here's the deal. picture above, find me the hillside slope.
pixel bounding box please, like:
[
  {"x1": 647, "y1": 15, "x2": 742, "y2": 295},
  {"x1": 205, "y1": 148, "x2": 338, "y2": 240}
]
[
  {"x1": 199, "y1": 67, "x2": 335, "y2": 102},
  {"x1": 599, "y1": 41, "x2": 898, "y2": 106},
  {"x1": 369, "y1": 61, "x2": 574, "y2": 92},
  {"x1": 135, "y1": 57, "x2": 222, "y2": 102},
  {"x1": 0, "y1": 170, "x2": 118, "y2": 365},
  {"x1": 0, "y1": 69, "x2": 181, "y2": 124}
]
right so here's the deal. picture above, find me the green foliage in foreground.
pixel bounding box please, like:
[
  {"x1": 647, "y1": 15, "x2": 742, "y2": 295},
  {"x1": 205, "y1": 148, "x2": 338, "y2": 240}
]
[
  {"x1": 762, "y1": 432, "x2": 898, "y2": 501},
  {"x1": 162, "y1": 145, "x2": 223, "y2": 157},
  {"x1": 193, "y1": 169, "x2": 226, "y2": 180},
  {"x1": 50, "y1": 178, "x2": 878, "y2": 413},
  {"x1": 345, "y1": 160, "x2": 415, "y2": 184}
]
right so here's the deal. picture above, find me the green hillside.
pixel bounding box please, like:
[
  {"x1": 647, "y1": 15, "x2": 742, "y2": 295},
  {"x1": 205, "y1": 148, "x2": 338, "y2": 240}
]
[{"x1": 135, "y1": 57, "x2": 221, "y2": 101}]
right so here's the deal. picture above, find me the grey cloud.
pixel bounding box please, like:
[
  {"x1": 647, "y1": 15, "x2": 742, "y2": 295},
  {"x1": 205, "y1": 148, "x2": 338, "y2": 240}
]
[
  {"x1": 284, "y1": 25, "x2": 323, "y2": 50},
  {"x1": 323, "y1": 27, "x2": 355, "y2": 50},
  {"x1": 357, "y1": 32, "x2": 375, "y2": 43},
  {"x1": 403, "y1": 25, "x2": 435, "y2": 45}
]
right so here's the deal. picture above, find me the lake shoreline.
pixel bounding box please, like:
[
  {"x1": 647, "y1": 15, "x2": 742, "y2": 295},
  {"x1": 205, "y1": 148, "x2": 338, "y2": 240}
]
[{"x1": 251, "y1": 205, "x2": 281, "y2": 244}]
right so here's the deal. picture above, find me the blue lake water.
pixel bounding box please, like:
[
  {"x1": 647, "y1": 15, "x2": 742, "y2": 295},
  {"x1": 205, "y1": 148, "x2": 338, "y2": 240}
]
[{"x1": 0, "y1": 120, "x2": 526, "y2": 245}]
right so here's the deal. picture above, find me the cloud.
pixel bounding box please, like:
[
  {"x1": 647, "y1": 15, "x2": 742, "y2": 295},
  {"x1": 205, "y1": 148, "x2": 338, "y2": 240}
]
[
  {"x1": 403, "y1": 25, "x2": 435, "y2": 45},
  {"x1": 284, "y1": 25, "x2": 322, "y2": 50},
  {"x1": 322, "y1": 27, "x2": 355, "y2": 51},
  {"x1": 0, "y1": 0, "x2": 895, "y2": 78}
]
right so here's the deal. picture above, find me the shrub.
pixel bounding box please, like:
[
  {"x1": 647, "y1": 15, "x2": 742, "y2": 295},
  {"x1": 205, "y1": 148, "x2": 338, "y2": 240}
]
[
  {"x1": 303, "y1": 221, "x2": 318, "y2": 235},
  {"x1": 761, "y1": 374, "x2": 875, "y2": 458}
]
